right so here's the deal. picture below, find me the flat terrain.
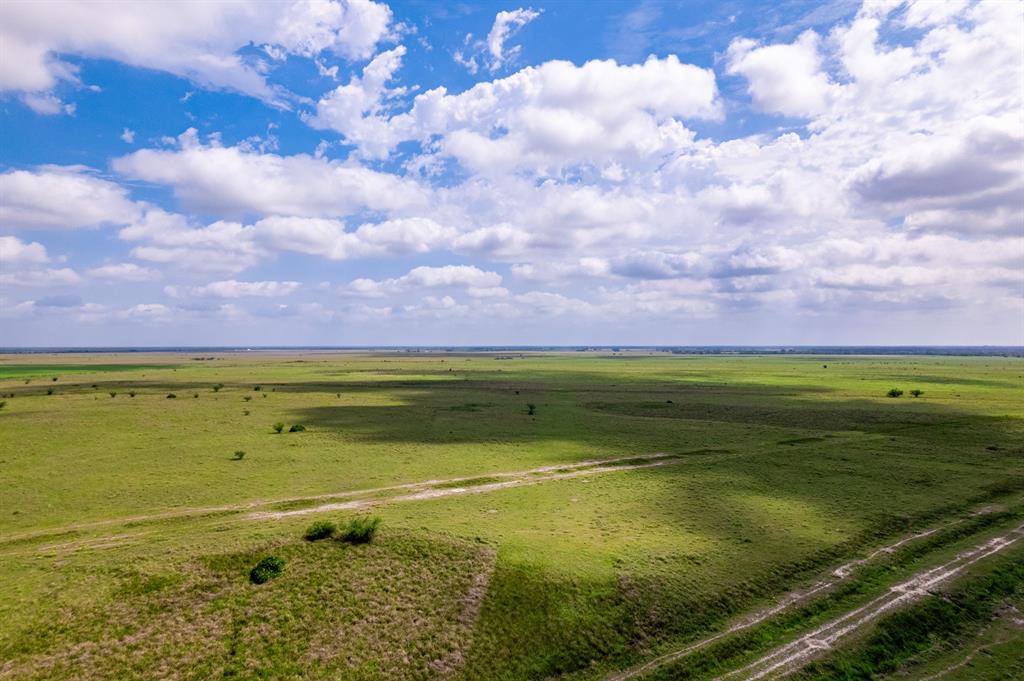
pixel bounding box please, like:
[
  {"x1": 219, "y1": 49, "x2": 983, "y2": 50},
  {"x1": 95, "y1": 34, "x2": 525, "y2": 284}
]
[{"x1": 1, "y1": 352, "x2": 1022, "y2": 679}]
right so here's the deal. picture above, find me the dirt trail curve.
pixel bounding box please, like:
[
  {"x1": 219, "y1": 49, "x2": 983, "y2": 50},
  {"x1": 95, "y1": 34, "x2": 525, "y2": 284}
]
[
  {"x1": 3, "y1": 451, "x2": 706, "y2": 548},
  {"x1": 715, "y1": 523, "x2": 1024, "y2": 681}
]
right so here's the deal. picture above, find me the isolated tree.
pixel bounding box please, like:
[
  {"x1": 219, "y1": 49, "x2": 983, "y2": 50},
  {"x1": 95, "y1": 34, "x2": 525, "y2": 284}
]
[
  {"x1": 109, "y1": 392, "x2": 117, "y2": 398},
  {"x1": 887, "y1": 388, "x2": 904, "y2": 398},
  {"x1": 273, "y1": 422, "x2": 285, "y2": 433},
  {"x1": 910, "y1": 389, "x2": 923, "y2": 397},
  {"x1": 527, "y1": 403, "x2": 536, "y2": 415},
  {"x1": 233, "y1": 450, "x2": 246, "y2": 460}
]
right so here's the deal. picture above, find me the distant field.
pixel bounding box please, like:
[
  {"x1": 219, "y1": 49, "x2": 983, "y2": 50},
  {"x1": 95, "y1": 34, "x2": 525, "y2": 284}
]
[
  {"x1": 0, "y1": 352, "x2": 1021, "y2": 680},
  {"x1": 0, "y1": 363, "x2": 178, "y2": 379}
]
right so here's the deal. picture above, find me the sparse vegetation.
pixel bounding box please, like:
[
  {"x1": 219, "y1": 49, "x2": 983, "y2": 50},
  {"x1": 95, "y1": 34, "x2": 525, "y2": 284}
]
[
  {"x1": 232, "y1": 450, "x2": 246, "y2": 460},
  {"x1": 243, "y1": 395, "x2": 252, "y2": 402},
  {"x1": 288, "y1": 424, "x2": 306, "y2": 432},
  {"x1": 213, "y1": 383, "x2": 223, "y2": 392},
  {"x1": 46, "y1": 388, "x2": 54, "y2": 395},
  {"x1": 339, "y1": 516, "x2": 381, "y2": 544},
  {"x1": 527, "y1": 403, "x2": 536, "y2": 415},
  {"x1": 887, "y1": 388, "x2": 904, "y2": 398},
  {"x1": 166, "y1": 393, "x2": 176, "y2": 399},
  {"x1": 109, "y1": 392, "x2": 117, "y2": 398},
  {"x1": 910, "y1": 389, "x2": 923, "y2": 397},
  {"x1": 249, "y1": 555, "x2": 285, "y2": 584},
  {"x1": 0, "y1": 400, "x2": 6, "y2": 410},
  {"x1": 272, "y1": 421, "x2": 285, "y2": 433},
  {"x1": 128, "y1": 391, "x2": 136, "y2": 397},
  {"x1": 304, "y1": 520, "x2": 337, "y2": 541}
]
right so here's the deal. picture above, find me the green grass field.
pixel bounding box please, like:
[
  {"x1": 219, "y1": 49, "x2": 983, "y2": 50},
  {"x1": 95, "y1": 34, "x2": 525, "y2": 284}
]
[{"x1": 1, "y1": 352, "x2": 1022, "y2": 679}]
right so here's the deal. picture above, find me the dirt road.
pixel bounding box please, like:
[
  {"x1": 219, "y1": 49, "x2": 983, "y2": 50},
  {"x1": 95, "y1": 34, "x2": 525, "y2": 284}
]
[{"x1": 716, "y1": 523, "x2": 1024, "y2": 680}]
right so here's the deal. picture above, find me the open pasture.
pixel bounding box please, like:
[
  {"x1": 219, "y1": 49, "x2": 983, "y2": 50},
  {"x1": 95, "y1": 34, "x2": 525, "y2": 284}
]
[{"x1": 1, "y1": 352, "x2": 1022, "y2": 679}]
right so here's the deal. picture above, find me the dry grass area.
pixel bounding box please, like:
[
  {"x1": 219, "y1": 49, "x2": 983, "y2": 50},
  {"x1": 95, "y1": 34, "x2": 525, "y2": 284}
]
[{"x1": 0, "y1": 530, "x2": 494, "y2": 681}]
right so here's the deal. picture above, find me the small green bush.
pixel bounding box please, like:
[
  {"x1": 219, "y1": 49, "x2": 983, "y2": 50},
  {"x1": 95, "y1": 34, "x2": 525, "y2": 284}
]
[
  {"x1": 887, "y1": 388, "x2": 903, "y2": 398},
  {"x1": 46, "y1": 388, "x2": 54, "y2": 395},
  {"x1": 527, "y1": 403, "x2": 536, "y2": 415},
  {"x1": 910, "y1": 389, "x2": 923, "y2": 397},
  {"x1": 243, "y1": 395, "x2": 252, "y2": 402},
  {"x1": 339, "y1": 516, "x2": 381, "y2": 544},
  {"x1": 128, "y1": 391, "x2": 136, "y2": 397},
  {"x1": 167, "y1": 393, "x2": 177, "y2": 399},
  {"x1": 243, "y1": 409, "x2": 250, "y2": 416},
  {"x1": 52, "y1": 377, "x2": 58, "y2": 382},
  {"x1": 272, "y1": 422, "x2": 285, "y2": 433},
  {"x1": 0, "y1": 401, "x2": 7, "y2": 410},
  {"x1": 253, "y1": 385, "x2": 261, "y2": 391},
  {"x1": 232, "y1": 450, "x2": 246, "y2": 460},
  {"x1": 193, "y1": 393, "x2": 199, "y2": 398},
  {"x1": 304, "y1": 520, "x2": 337, "y2": 541},
  {"x1": 213, "y1": 384, "x2": 223, "y2": 392},
  {"x1": 249, "y1": 556, "x2": 284, "y2": 584},
  {"x1": 109, "y1": 392, "x2": 117, "y2": 398},
  {"x1": 288, "y1": 424, "x2": 306, "y2": 432}
]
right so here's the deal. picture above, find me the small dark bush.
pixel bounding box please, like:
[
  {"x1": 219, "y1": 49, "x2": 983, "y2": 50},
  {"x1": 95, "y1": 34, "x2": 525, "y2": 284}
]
[
  {"x1": 249, "y1": 556, "x2": 284, "y2": 584},
  {"x1": 527, "y1": 403, "x2": 536, "y2": 415},
  {"x1": 167, "y1": 393, "x2": 177, "y2": 399},
  {"x1": 91, "y1": 384, "x2": 98, "y2": 389},
  {"x1": 254, "y1": 385, "x2": 261, "y2": 391},
  {"x1": 336, "y1": 393, "x2": 341, "y2": 398},
  {"x1": 243, "y1": 409, "x2": 250, "y2": 416},
  {"x1": 288, "y1": 424, "x2": 306, "y2": 432},
  {"x1": 262, "y1": 394, "x2": 267, "y2": 398},
  {"x1": 910, "y1": 389, "x2": 923, "y2": 397},
  {"x1": 232, "y1": 450, "x2": 246, "y2": 460},
  {"x1": 213, "y1": 384, "x2": 223, "y2": 392},
  {"x1": 304, "y1": 520, "x2": 336, "y2": 541},
  {"x1": 0, "y1": 401, "x2": 6, "y2": 410},
  {"x1": 272, "y1": 422, "x2": 285, "y2": 433},
  {"x1": 339, "y1": 516, "x2": 380, "y2": 544},
  {"x1": 193, "y1": 393, "x2": 199, "y2": 398},
  {"x1": 887, "y1": 388, "x2": 903, "y2": 398},
  {"x1": 109, "y1": 392, "x2": 117, "y2": 398},
  {"x1": 52, "y1": 377, "x2": 58, "y2": 382},
  {"x1": 129, "y1": 391, "x2": 136, "y2": 397},
  {"x1": 46, "y1": 388, "x2": 54, "y2": 395},
  {"x1": 243, "y1": 395, "x2": 252, "y2": 402}
]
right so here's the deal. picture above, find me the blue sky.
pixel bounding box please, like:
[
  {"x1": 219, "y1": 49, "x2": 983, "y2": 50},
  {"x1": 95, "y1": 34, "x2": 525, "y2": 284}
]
[{"x1": 1, "y1": 0, "x2": 1021, "y2": 346}]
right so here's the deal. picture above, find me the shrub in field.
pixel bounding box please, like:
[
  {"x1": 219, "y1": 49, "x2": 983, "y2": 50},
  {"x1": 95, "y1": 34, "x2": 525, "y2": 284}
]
[
  {"x1": 52, "y1": 377, "x2": 58, "y2": 382},
  {"x1": 887, "y1": 388, "x2": 904, "y2": 398},
  {"x1": 91, "y1": 384, "x2": 98, "y2": 389},
  {"x1": 254, "y1": 385, "x2": 261, "y2": 391},
  {"x1": 46, "y1": 388, "x2": 54, "y2": 395},
  {"x1": 129, "y1": 391, "x2": 136, "y2": 397},
  {"x1": 243, "y1": 395, "x2": 252, "y2": 402},
  {"x1": 232, "y1": 450, "x2": 246, "y2": 460},
  {"x1": 109, "y1": 392, "x2": 117, "y2": 398},
  {"x1": 193, "y1": 393, "x2": 199, "y2": 398},
  {"x1": 0, "y1": 401, "x2": 6, "y2": 410},
  {"x1": 212, "y1": 384, "x2": 223, "y2": 392},
  {"x1": 339, "y1": 516, "x2": 380, "y2": 544},
  {"x1": 910, "y1": 389, "x2": 923, "y2": 397},
  {"x1": 243, "y1": 409, "x2": 250, "y2": 416},
  {"x1": 167, "y1": 393, "x2": 177, "y2": 399},
  {"x1": 527, "y1": 403, "x2": 536, "y2": 415},
  {"x1": 288, "y1": 424, "x2": 306, "y2": 432},
  {"x1": 304, "y1": 520, "x2": 336, "y2": 541},
  {"x1": 249, "y1": 556, "x2": 284, "y2": 584},
  {"x1": 273, "y1": 422, "x2": 285, "y2": 433}
]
